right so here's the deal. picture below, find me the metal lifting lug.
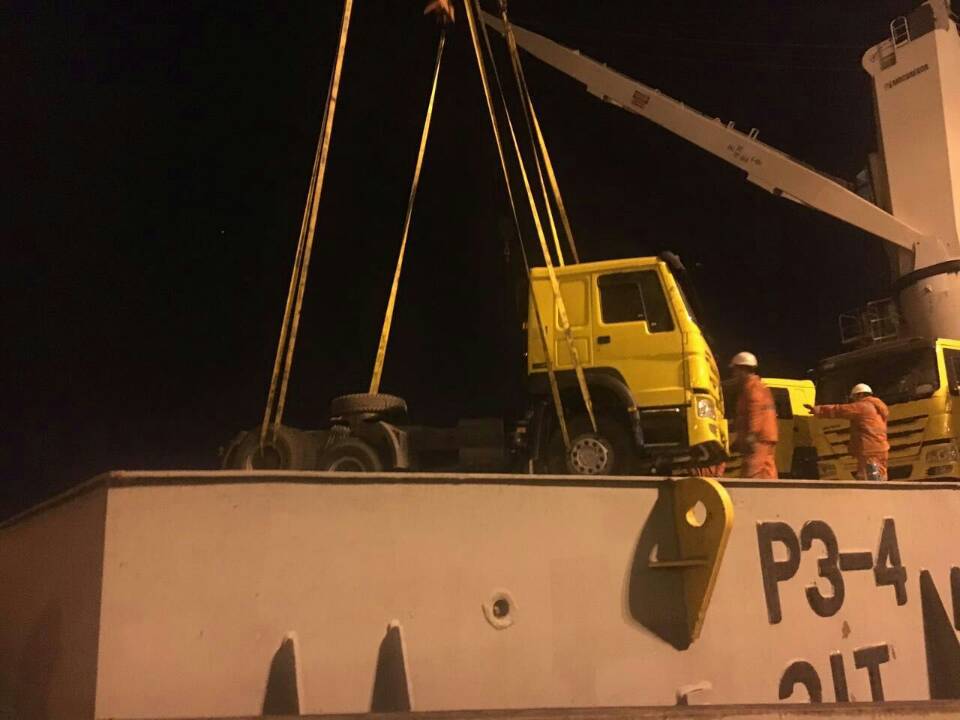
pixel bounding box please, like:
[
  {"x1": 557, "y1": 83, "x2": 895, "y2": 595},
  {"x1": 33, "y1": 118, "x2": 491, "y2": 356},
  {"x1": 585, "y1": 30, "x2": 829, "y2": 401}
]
[{"x1": 648, "y1": 476, "x2": 734, "y2": 643}]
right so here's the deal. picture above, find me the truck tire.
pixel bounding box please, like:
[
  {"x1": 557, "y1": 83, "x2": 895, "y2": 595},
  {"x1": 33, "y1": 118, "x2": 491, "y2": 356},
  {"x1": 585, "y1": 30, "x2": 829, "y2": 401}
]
[
  {"x1": 318, "y1": 438, "x2": 384, "y2": 472},
  {"x1": 790, "y1": 446, "x2": 820, "y2": 479},
  {"x1": 330, "y1": 393, "x2": 407, "y2": 418},
  {"x1": 221, "y1": 426, "x2": 316, "y2": 470},
  {"x1": 546, "y1": 413, "x2": 636, "y2": 476}
]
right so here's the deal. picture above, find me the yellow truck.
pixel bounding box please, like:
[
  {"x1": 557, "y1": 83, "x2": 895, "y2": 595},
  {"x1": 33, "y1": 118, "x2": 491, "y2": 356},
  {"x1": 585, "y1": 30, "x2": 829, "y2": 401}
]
[
  {"x1": 526, "y1": 253, "x2": 727, "y2": 475},
  {"x1": 722, "y1": 377, "x2": 817, "y2": 479},
  {"x1": 812, "y1": 336, "x2": 960, "y2": 481},
  {"x1": 223, "y1": 253, "x2": 728, "y2": 476}
]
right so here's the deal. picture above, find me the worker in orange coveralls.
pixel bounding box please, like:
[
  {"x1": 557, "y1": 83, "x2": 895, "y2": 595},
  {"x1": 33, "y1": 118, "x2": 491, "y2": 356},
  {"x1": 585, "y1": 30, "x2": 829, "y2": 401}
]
[
  {"x1": 805, "y1": 383, "x2": 889, "y2": 481},
  {"x1": 730, "y1": 351, "x2": 779, "y2": 479}
]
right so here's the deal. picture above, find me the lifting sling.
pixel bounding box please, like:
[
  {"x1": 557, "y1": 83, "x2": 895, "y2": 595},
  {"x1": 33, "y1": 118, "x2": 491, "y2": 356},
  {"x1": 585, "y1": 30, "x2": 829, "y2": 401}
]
[
  {"x1": 468, "y1": 0, "x2": 598, "y2": 438},
  {"x1": 263, "y1": 0, "x2": 594, "y2": 456},
  {"x1": 496, "y1": 3, "x2": 565, "y2": 268},
  {"x1": 260, "y1": 0, "x2": 353, "y2": 448},
  {"x1": 369, "y1": 31, "x2": 447, "y2": 395},
  {"x1": 463, "y1": 0, "x2": 572, "y2": 449},
  {"x1": 498, "y1": 0, "x2": 579, "y2": 264}
]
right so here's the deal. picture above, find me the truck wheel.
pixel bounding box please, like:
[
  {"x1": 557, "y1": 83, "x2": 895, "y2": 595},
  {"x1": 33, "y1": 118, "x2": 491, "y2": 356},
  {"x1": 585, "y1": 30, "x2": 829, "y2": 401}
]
[
  {"x1": 547, "y1": 413, "x2": 636, "y2": 476},
  {"x1": 318, "y1": 438, "x2": 384, "y2": 472},
  {"x1": 330, "y1": 393, "x2": 407, "y2": 418},
  {"x1": 221, "y1": 426, "x2": 315, "y2": 470},
  {"x1": 790, "y1": 446, "x2": 820, "y2": 479}
]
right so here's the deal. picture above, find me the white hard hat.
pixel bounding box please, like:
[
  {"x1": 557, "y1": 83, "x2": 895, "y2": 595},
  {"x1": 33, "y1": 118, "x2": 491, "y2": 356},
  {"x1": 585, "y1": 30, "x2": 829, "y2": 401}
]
[
  {"x1": 850, "y1": 383, "x2": 873, "y2": 397},
  {"x1": 729, "y1": 351, "x2": 758, "y2": 368}
]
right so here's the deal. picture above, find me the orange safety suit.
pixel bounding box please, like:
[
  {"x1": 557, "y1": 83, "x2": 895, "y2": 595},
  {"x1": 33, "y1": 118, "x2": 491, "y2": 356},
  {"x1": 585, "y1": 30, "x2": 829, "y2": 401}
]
[
  {"x1": 812, "y1": 396, "x2": 890, "y2": 481},
  {"x1": 734, "y1": 374, "x2": 779, "y2": 479}
]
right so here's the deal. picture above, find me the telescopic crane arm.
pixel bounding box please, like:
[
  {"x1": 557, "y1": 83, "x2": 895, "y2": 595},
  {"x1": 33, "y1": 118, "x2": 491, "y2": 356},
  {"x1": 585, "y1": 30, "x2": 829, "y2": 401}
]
[{"x1": 481, "y1": 12, "x2": 952, "y2": 269}]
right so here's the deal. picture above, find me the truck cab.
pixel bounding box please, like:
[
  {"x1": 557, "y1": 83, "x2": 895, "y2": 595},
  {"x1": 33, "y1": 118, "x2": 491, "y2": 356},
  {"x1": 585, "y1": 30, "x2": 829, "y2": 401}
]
[
  {"x1": 525, "y1": 255, "x2": 727, "y2": 474},
  {"x1": 722, "y1": 377, "x2": 818, "y2": 478},
  {"x1": 812, "y1": 337, "x2": 960, "y2": 481}
]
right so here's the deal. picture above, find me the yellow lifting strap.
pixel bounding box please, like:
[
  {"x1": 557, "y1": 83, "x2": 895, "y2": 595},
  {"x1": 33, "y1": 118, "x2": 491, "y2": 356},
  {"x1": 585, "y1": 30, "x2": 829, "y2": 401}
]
[
  {"x1": 497, "y1": 4, "x2": 566, "y2": 268},
  {"x1": 369, "y1": 31, "x2": 446, "y2": 395},
  {"x1": 496, "y1": 0, "x2": 580, "y2": 264},
  {"x1": 474, "y1": 0, "x2": 598, "y2": 436},
  {"x1": 526, "y1": 92, "x2": 580, "y2": 264},
  {"x1": 260, "y1": 0, "x2": 353, "y2": 447},
  {"x1": 463, "y1": 0, "x2": 571, "y2": 449},
  {"x1": 499, "y1": 9, "x2": 579, "y2": 264},
  {"x1": 535, "y1": 113, "x2": 566, "y2": 268}
]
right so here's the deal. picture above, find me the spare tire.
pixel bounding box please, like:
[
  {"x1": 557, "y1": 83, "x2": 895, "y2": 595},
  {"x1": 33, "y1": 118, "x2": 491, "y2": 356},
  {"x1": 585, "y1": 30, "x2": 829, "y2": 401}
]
[
  {"x1": 330, "y1": 393, "x2": 407, "y2": 418},
  {"x1": 318, "y1": 438, "x2": 384, "y2": 472}
]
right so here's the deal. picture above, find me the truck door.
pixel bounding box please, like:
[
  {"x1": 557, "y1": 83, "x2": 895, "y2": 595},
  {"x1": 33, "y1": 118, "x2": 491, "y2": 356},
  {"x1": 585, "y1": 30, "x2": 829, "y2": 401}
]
[
  {"x1": 553, "y1": 277, "x2": 593, "y2": 369},
  {"x1": 593, "y1": 270, "x2": 685, "y2": 408}
]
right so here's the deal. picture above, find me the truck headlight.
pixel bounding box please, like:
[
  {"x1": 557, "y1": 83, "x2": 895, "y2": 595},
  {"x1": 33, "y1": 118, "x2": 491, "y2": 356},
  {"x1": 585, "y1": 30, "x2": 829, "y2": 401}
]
[
  {"x1": 925, "y1": 443, "x2": 959, "y2": 464},
  {"x1": 818, "y1": 462, "x2": 837, "y2": 477},
  {"x1": 696, "y1": 396, "x2": 717, "y2": 420}
]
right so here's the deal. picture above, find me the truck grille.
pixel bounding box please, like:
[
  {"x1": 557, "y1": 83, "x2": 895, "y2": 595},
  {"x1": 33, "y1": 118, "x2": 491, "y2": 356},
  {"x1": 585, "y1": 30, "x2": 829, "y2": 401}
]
[
  {"x1": 887, "y1": 464, "x2": 914, "y2": 480},
  {"x1": 820, "y1": 414, "x2": 927, "y2": 461}
]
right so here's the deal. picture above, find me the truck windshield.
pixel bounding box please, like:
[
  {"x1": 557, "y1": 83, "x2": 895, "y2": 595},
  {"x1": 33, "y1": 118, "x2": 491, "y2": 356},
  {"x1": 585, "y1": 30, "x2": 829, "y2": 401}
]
[{"x1": 817, "y1": 347, "x2": 940, "y2": 405}]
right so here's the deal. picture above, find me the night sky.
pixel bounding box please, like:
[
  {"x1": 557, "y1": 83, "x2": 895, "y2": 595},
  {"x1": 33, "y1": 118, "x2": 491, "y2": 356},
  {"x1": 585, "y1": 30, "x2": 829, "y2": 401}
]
[{"x1": 5, "y1": 1, "x2": 925, "y2": 516}]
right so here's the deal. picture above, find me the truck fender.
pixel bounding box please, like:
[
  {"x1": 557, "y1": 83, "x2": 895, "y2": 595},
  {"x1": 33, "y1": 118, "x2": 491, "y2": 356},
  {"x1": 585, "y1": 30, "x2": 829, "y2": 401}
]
[
  {"x1": 529, "y1": 370, "x2": 644, "y2": 451},
  {"x1": 352, "y1": 420, "x2": 410, "y2": 470},
  {"x1": 579, "y1": 373, "x2": 644, "y2": 449},
  {"x1": 582, "y1": 372, "x2": 635, "y2": 409}
]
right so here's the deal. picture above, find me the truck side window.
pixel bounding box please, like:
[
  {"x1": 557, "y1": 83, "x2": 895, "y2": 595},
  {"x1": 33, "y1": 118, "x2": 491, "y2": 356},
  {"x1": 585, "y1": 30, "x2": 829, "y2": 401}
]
[
  {"x1": 638, "y1": 272, "x2": 675, "y2": 332},
  {"x1": 771, "y1": 388, "x2": 793, "y2": 419},
  {"x1": 945, "y1": 349, "x2": 960, "y2": 395},
  {"x1": 598, "y1": 271, "x2": 674, "y2": 332},
  {"x1": 598, "y1": 273, "x2": 645, "y2": 324}
]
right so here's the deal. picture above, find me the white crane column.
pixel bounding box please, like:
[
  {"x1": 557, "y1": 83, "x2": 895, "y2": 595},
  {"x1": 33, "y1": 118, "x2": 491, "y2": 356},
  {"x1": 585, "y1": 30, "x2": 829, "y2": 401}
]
[{"x1": 863, "y1": 0, "x2": 960, "y2": 338}]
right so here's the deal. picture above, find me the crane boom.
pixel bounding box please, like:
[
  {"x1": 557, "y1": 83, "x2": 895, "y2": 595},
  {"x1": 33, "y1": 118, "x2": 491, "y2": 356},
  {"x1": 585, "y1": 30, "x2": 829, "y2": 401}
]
[{"x1": 481, "y1": 12, "x2": 951, "y2": 269}]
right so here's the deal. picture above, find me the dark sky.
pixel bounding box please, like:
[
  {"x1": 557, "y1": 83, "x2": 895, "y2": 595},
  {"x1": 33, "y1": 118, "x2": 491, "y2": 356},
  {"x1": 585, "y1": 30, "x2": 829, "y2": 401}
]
[{"x1": 4, "y1": 0, "x2": 925, "y2": 515}]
